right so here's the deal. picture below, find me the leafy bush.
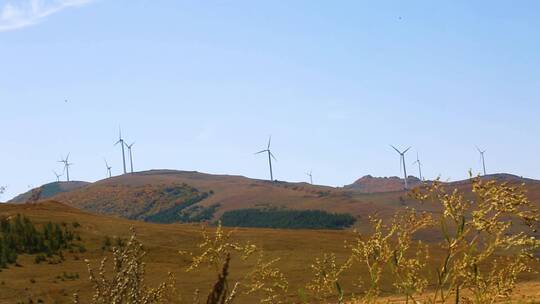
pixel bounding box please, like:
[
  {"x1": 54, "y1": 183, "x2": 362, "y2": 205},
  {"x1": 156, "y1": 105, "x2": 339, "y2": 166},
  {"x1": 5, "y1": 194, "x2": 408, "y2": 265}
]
[
  {"x1": 75, "y1": 228, "x2": 175, "y2": 304},
  {"x1": 220, "y1": 208, "x2": 356, "y2": 229},
  {"x1": 34, "y1": 254, "x2": 46, "y2": 264}
]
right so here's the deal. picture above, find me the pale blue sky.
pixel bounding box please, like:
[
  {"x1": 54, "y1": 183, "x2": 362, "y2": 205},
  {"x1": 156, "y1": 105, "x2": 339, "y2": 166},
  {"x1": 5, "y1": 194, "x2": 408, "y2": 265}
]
[{"x1": 1, "y1": 0, "x2": 539, "y2": 200}]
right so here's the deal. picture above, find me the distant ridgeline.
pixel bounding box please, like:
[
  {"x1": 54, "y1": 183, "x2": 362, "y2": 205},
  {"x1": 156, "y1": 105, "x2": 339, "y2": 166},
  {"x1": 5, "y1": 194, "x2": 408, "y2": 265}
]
[
  {"x1": 0, "y1": 214, "x2": 83, "y2": 268},
  {"x1": 220, "y1": 208, "x2": 356, "y2": 229},
  {"x1": 9, "y1": 181, "x2": 89, "y2": 203}
]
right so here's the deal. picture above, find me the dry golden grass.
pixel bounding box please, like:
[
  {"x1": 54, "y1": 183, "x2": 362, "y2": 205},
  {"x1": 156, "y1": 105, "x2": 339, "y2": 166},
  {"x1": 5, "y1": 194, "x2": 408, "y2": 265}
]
[{"x1": 0, "y1": 201, "x2": 360, "y2": 303}]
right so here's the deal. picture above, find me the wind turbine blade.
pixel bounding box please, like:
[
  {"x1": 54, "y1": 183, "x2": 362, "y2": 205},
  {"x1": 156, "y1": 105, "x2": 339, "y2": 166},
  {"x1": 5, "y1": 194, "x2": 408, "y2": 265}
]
[
  {"x1": 254, "y1": 150, "x2": 267, "y2": 155},
  {"x1": 270, "y1": 152, "x2": 277, "y2": 161},
  {"x1": 267, "y1": 136, "x2": 272, "y2": 149},
  {"x1": 390, "y1": 145, "x2": 401, "y2": 154},
  {"x1": 403, "y1": 147, "x2": 411, "y2": 154},
  {"x1": 66, "y1": 153, "x2": 70, "y2": 161}
]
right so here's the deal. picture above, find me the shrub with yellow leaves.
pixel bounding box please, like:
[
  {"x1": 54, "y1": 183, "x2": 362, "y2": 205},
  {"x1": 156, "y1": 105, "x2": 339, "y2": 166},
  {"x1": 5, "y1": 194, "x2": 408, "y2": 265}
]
[
  {"x1": 180, "y1": 221, "x2": 257, "y2": 273},
  {"x1": 74, "y1": 228, "x2": 176, "y2": 304},
  {"x1": 344, "y1": 209, "x2": 432, "y2": 303},
  {"x1": 180, "y1": 222, "x2": 288, "y2": 304},
  {"x1": 306, "y1": 252, "x2": 350, "y2": 303},
  {"x1": 242, "y1": 252, "x2": 288, "y2": 304},
  {"x1": 410, "y1": 175, "x2": 540, "y2": 304}
]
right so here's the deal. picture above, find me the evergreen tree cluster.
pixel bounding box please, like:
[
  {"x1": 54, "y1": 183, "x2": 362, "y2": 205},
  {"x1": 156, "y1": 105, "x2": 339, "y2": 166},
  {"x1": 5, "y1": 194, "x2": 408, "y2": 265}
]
[
  {"x1": 144, "y1": 192, "x2": 214, "y2": 223},
  {"x1": 220, "y1": 208, "x2": 357, "y2": 229},
  {"x1": 0, "y1": 214, "x2": 79, "y2": 268}
]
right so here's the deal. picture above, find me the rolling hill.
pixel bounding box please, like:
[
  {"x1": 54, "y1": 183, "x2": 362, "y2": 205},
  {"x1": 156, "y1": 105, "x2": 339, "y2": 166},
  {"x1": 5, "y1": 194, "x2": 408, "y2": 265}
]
[
  {"x1": 8, "y1": 170, "x2": 540, "y2": 231},
  {"x1": 9, "y1": 181, "x2": 90, "y2": 203},
  {"x1": 48, "y1": 170, "x2": 380, "y2": 228}
]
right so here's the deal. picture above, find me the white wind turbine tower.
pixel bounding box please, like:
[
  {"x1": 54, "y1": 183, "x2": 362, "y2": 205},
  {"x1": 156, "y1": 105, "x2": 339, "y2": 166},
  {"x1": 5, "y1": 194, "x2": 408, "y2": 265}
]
[
  {"x1": 391, "y1": 145, "x2": 411, "y2": 189},
  {"x1": 125, "y1": 142, "x2": 135, "y2": 173},
  {"x1": 115, "y1": 128, "x2": 127, "y2": 174},
  {"x1": 58, "y1": 153, "x2": 73, "y2": 182},
  {"x1": 53, "y1": 170, "x2": 62, "y2": 182},
  {"x1": 104, "y1": 159, "x2": 112, "y2": 178},
  {"x1": 255, "y1": 136, "x2": 277, "y2": 181},
  {"x1": 476, "y1": 146, "x2": 487, "y2": 176},
  {"x1": 306, "y1": 170, "x2": 313, "y2": 185},
  {"x1": 412, "y1": 152, "x2": 423, "y2": 181}
]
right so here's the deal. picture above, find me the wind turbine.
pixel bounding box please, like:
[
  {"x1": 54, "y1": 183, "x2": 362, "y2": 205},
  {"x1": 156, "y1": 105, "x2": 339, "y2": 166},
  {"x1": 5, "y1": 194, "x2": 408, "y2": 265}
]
[
  {"x1": 53, "y1": 170, "x2": 62, "y2": 182},
  {"x1": 104, "y1": 159, "x2": 112, "y2": 178},
  {"x1": 476, "y1": 146, "x2": 487, "y2": 176},
  {"x1": 391, "y1": 145, "x2": 411, "y2": 189},
  {"x1": 412, "y1": 152, "x2": 423, "y2": 181},
  {"x1": 125, "y1": 142, "x2": 135, "y2": 173},
  {"x1": 306, "y1": 170, "x2": 313, "y2": 185},
  {"x1": 58, "y1": 153, "x2": 73, "y2": 182},
  {"x1": 115, "y1": 128, "x2": 127, "y2": 174},
  {"x1": 255, "y1": 136, "x2": 277, "y2": 181}
]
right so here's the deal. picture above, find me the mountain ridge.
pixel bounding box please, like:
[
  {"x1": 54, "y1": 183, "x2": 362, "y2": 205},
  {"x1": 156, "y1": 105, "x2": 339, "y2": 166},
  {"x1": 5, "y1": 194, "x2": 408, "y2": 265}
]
[{"x1": 6, "y1": 171, "x2": 539, "y2": 228}]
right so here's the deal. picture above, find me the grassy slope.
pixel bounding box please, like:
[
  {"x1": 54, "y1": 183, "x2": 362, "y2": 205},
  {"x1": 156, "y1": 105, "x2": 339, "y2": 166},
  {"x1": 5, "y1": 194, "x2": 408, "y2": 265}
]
[
  {"x1": 50, "y1": 170, "x2": 396, "y2": 225},
  {"x1": 0, "y1": 201, "x2": 539, "y2": 303},
  {"x1": 0, "y1": 201, "x2": 357, "y2": 303},
  {"x1": 9, "y1": 181, "x2": 90, "y2": 203}
]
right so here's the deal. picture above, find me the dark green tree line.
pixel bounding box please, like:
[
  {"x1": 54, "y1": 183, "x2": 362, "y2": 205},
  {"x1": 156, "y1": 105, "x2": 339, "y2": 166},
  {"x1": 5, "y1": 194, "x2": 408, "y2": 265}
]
[
  {"x1": 0, "y1": 214, "x2": 79, "y2": 268},
  {"x1": 220, "y1": 208, "x2": 356, "y2": 229}
]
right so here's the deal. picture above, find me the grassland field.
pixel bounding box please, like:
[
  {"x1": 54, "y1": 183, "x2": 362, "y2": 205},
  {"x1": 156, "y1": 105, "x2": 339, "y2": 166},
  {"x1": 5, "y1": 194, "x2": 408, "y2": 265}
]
[{"x1": 0, "y1": 201, "x2": 539, "y2": 303}]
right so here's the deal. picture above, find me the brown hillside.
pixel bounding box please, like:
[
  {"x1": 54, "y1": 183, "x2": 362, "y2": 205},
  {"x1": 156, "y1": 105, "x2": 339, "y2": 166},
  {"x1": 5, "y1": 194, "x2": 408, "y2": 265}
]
[
  {"x1": 46, "y1": 171, "x2": 540, "y2": 229},
  {"x1": 50, "y1": 170, "x2": 396, "y2": 224}
]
